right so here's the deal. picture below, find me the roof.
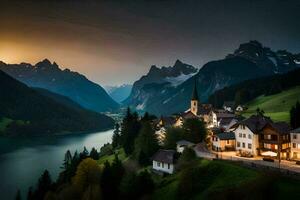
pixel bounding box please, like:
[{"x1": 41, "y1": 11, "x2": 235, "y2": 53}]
[
  {"x1": 219, "y1": 118, "x2": 236, "y2": 127},
  {"x1": 223, "y1": 101, "x2": 235, "y2": 108},
  {"x1": 182, "y1": 111, "x2": 198, "y2": 119},
  {"x1": 216, "y1": 112, "x2": 236, "y2": 119},
  {"x1": 191, "y1": 79, "x2": 199, "y2": 101},
  {"x1": 160, "y1": 116, "x2": 176, "y2": 127},
  {"x1": 176, "y1": 140, "x2": 195, "y2": 146},
  {"x1": 197, "y1": 104, "x2": 213, "y2": 115},
  {"x1": 215, "y1": 132, "x2": 236, "y2": 140},
  {"x1": 232, "y1": 114, "x2": 272, "y2": 134},
  {"x1": 291, "y1": 127, "x2": 300, "y2": 134},
  {"x1": 152, "y1": 149, "x2": 176, "y2": 164},
  {"x1": 264, "y1": 122, "x2": 291, "y2": 135}
]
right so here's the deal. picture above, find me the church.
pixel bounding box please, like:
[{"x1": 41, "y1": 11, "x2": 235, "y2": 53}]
[{"x1": 174, "y1": 80, "x2": 213, "y2": 127}]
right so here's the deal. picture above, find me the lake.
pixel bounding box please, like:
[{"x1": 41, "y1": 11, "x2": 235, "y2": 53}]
[{"x1": 0, "y1": 129, "x2": 114, "y2": 200}]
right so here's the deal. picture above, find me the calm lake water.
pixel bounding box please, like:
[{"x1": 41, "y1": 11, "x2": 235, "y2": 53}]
[{"x1": 0, "y1": 129, "x2": 114, "y2": 200}]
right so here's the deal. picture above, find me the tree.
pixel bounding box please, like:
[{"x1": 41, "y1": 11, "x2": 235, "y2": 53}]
[
  {"x1": 164, "y1": 127, "x2": 185, "y2": 149},
  {"x1": 89, "y1": 147, "x2": 100, "y2": 160},
  {"x1": 134, "y1": 121, "x2": 159, "y2": 165},
  {"x1": 256, "y1": 107, "x2": 265, "y2": 116},
  {"x1": 79, "y1": 146, "x2": 89, "y2": 160},
  {"x1": 178, "y1": 147, "x2": 197, "y2": 169},
  {"x1": 101, "y1": 155, "x2": 125, "y2": 200},
  {"x1": 27, "y1": 187, "x2": 33, "y2": 200},
  {"x1": 183, "y1": 118, "x2": 207, "y2": 143},
  {"x1": 290, "y1": 101, "x2": 300, "y2": 129},
  {"x1": 120, "y1": 108, "x2": 141, "y2": 155},
  {"x1": 15, "y1": 190, "x2": 21, "y2": 200},
  {"x1": 112, "y1": 123, "x2": 121, "y2": 149},
  {"x1": 72, "y1": 158, "x2": 101, "y2": 193},
  {"x1": 33, "y1": 170, "x2": 52, "y2": 200}
]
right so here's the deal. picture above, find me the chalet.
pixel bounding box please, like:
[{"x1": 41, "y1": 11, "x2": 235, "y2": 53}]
[
  {"x1": 290, "y1": 127, "x2": 300, "y2": 160},
  {"x1": 259, "y1": 122, "x2": 291, "y2": 160},
  {"x1": 211, "y1": 132, "x2": 235, "y2": 151},
  {"x1": 231, "y1": 115, "x2": 271, "y2": 157},
  {"x1": 223, "y1": 101, "x2": 235, "y2": 112},
  {"x1": 152, "y1": 149, "x2": 176, "y2": 174},
  {"x1": 176, "y1": 140, "x2": 195, "y2": 153}
]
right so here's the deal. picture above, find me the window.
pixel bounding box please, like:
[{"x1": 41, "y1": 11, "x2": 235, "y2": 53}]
[
  {"x1": 293, "y1": 143, "x2": 297, "y2": 148},
  {"x1": 157, "y1": 162, "x2": 160, "y2": 167},
  {"x1": 237, "y1": 142, "x2": 240, "y2": 147},
  {"x1": 293, "y1": 134, "x2": 297, "y2": 139},
  {"x1": 239, "y1": 133, "x2": 242, "y2": 137},
  {"x1": 241, "y1": 125, "x2": 246, "y2": 130},
  {"x1": 168, "y1": 164, "x2": 170, "y2": 169},
  {"x1": 194, "y1": 102, "x2": 196, "y2": 106},
  {"x1": 227, "y1": 140, "x2": 230, "y2": 144},
  {"x1": 248, "y1": 134, "x2": 252, "y2": 139},
  {"x1": 162, "y1": 163, "x2": 164, "y2": 168},
  {"x1": 243, "y1": 134, "x2": 246, "y2": 138},
  {"x1": 248, "y1": 143, "x2": 252, "y2": 149},
  {"x1": 242, "y1": 143, "x2": 245, "y2": 148}
]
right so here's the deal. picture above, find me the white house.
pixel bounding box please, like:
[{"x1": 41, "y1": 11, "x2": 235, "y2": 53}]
[
  {"x1": 176, "y1": 140, "x2": 195, "y2": 153},
  {"x1": 152, "y1": 149, "x2": 176, "y2": 174},
  {"x1": 223, "y1": 101, "x2": 235, "y2": 112},
  {"x1": 231, "y1": 115, "x2": 271, "y2": 157},
  {"x1": 291, "y1": 127, "x2": 300, "y2": 160},
  {"x1": 235, "y1": 105, "x2": 244, "y2": 112}
]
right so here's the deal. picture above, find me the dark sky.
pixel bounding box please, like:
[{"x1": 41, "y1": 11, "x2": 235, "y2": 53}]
[{"x1": 0, "y1": 0, "x2": 300, "y2": 85}]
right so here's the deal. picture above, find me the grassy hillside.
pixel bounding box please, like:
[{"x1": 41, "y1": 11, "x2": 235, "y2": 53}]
[
  {"x1": 242, "y1": 86, "x2": 300, "y2": 122},
  {"x1": 151, "y1": 159, "x2": 300, "y2": 200}
]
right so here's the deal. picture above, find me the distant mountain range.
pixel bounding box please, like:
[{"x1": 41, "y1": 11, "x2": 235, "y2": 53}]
[
  {"x1": 105, "y1": 84, "x2": 132, "y2": 103},
  {"x1": 124, "y1": 41, "x2": 300, "y2": 116},
  {"x1": 0, "y1": 70, "x2": 114, "y2": 136},
  {"x1": 0, "y1": 59, "x2": 119, "y2": 113}
]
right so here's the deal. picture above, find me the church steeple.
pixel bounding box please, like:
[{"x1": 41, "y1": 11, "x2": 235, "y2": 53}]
[
  {"x1": 191, "y1": 79, "x2": 199, "y2": 101},
  {"x1": 191, "y1": 78, "x2": 199, "y2": 115}
]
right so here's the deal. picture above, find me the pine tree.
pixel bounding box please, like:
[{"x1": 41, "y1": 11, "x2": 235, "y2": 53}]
[
  {"x1": 15, "y1": 190, "x2": 21, "y2": 200},
  {"x1": 89, "y1": 147, "x2": 99, "y2": 160},
  {"x1": 134, "y1": 121, "x2": 159, "y2": 166},
  {"x1": 112, "y1": 123, "x2": 121, "y2": 149}
]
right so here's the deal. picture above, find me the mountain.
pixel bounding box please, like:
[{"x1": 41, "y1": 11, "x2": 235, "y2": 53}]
[
  {"x1": 0, "y1": 59, "x2": 119, "y2": 112},
  {"x1": 105, "y1": 84, "x2": 133, "y2": 103},
  {"x1": 123, "y1": 59, "x2": 198, "y2": 111},
  {"x1": 125, "y1": 41, "x2": 299, "y2": 116},
  {"x1": 208, "y1": 67, "x2": 300, "y2": 109},
  {"x1": 0, "y1": 70, "x2": 114, "y2": 136}
]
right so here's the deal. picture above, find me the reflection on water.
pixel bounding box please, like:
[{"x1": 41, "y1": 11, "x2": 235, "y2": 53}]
[{"x1": 0, "y1": 129, "x2": 114, "y2": 200}]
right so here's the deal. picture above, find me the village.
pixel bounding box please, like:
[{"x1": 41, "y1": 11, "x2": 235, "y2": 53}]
[{"x1": 151, "y1": 81, "x2": 300, "y2": 175}]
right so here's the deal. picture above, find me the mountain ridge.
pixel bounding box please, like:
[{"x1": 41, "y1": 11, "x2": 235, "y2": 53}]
[{"x1": 0, "y1": 59, "x2": 119, "y2": 113}]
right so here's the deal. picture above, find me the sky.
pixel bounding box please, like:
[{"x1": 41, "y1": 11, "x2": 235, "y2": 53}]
[{"x1": 0, "y1": 0, "x2": 300, "y2": 86}]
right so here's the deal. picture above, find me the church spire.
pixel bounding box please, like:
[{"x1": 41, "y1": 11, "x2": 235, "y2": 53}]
[{"x1": 191, "y1": 78, "x2": 199, "y2": 101}]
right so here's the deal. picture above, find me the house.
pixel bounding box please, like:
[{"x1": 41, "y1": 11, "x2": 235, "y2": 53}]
[
  {"x1": 223, "y1": 101, "x2": 235, "y2": 112},
  {"x1": 154, "y1": 116, "x2": 176, "y2": 144},
  {"x1": 290, "y1": 127, "x2": 300, "y2": 160},
  {"x1": 231, "y1": 115, "x2": 271, "y2": 157},
  {"x1": 176, "y1": 140, "x2": 195, "y2": 153},
  {"x1": 235, "y1": 105, "x2": 244, "y2": 112},
  {"x1": 209, "y1": 110, "x2": 236, "y2": 128},
  {"x1": 219, "y1": 118, "x2": 238, "y2": 131},
  {"x1": 259, "y1": 122, "x2": 291, "y2": 160},
  {"x1": 152, "y1": 149, "x2": 176, "y2": 174},
  {"x1": 211, "y1": 132, "x2": 235, "y2": 151}
]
